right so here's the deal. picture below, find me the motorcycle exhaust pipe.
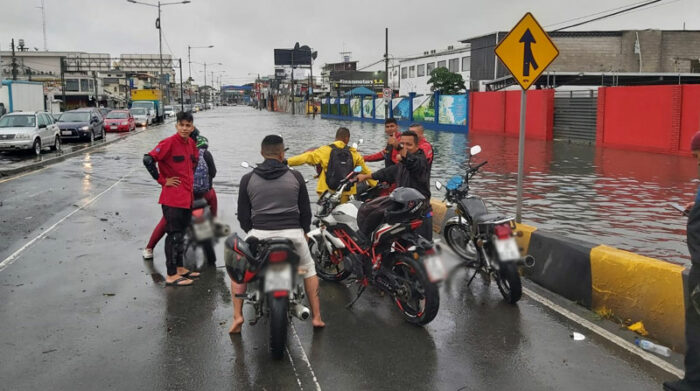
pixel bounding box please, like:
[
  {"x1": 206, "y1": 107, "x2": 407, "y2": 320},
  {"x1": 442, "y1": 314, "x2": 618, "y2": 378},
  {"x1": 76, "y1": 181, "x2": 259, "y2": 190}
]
[
  {"x1": 517, "y1": 255, "x2": 535, "y2": 268},
  {"x1": 291, "y1": 303, "x2": 311, "y2": 321}
]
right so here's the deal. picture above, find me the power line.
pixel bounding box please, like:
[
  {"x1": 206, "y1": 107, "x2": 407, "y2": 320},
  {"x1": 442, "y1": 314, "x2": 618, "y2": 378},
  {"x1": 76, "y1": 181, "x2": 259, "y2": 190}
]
[{"x1": 551, "y1": 0, "x2": 663, "y2": 31}]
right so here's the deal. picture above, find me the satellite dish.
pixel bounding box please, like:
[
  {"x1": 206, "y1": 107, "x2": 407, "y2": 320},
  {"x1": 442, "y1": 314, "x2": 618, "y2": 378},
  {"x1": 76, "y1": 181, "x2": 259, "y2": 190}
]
[
  {"x1": 294, "y1": 42, "x2": 300, "y2": 50},
  {"x1": 312, "y1": 51, "x2": 318, "y2": 60}
]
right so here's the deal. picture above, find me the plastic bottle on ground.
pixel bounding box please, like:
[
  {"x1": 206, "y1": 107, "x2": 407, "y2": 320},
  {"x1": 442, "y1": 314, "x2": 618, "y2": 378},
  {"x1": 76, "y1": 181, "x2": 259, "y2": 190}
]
[{"x1": 634, "y1": 337, "x2": 671, "y2": 357}]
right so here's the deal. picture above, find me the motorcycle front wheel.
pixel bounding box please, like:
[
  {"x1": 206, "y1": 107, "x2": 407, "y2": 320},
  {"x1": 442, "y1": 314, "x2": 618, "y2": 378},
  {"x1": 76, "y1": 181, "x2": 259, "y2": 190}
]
[
  {"x1": 309, "y1": 240, "x2": 351, "y2": 282},
  {"x1": 390, "y1": 255, "x2": 440, "y2": 326},
  {"x1": 495, "y1": 262, "x2": 522, "y2": 304},
  {"x1": 444, "y1": 223, "x2": 477, "y2": 261},
  {"x1": 268, "y1": 293, "x2": 288, "y2": 360}
]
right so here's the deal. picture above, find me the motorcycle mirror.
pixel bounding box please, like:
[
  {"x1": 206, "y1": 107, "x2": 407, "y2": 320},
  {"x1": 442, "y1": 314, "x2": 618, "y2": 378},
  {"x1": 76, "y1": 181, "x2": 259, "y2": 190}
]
[
  {"x1": 353, "y1": 166, "x2": 362, "y2": 173},
  {"x1": 469, "y1": 145, "x2": 482, "y2": 156},
  {"x1": 358, "y1": 138, "x2": 364, "y2": 144},
  {"x1": 435, "y1": 181, "x2": 443, "y2": 190},
  {"x1": 240, "y1": 162, "x2": 250, "y2": 168},
  {"x1": 351, "y1": 142, "x2": 358, "y2": 149}
]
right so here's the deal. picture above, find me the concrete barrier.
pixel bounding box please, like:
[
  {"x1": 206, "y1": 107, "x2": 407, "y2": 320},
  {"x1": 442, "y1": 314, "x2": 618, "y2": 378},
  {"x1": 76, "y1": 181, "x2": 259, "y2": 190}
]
[{"x1": 431, "y1": 198, "x2": 690, "y2": 351}]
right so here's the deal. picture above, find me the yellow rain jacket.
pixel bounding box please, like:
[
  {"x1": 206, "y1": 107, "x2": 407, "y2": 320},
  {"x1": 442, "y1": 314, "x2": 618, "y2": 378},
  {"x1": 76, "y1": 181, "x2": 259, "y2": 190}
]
[{"x1": 287, "y1": 140, "x2": 376, "y2": 198}]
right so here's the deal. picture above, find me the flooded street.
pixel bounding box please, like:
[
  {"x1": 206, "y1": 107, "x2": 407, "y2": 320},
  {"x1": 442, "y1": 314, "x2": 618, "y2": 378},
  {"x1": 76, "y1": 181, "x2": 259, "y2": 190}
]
[{"x1": 0, "y1": 107, "x2": 673, "y2": 390}]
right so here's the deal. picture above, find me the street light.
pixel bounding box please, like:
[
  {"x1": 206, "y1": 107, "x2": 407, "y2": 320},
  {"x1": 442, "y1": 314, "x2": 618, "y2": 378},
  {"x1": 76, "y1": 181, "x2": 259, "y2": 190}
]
[
  {"x1": 126, "y1": 0, "x2": 191, "y2": 104},
  {"x1": 187, "y1": 44, "x2": 214, "y2": 82}
]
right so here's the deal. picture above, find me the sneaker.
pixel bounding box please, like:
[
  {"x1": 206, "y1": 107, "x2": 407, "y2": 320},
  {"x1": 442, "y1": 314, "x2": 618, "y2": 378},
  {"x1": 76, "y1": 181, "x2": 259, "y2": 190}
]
[
  {"x1": 142, "y1": 248, "x2": 154, "y2": 259},
  {"x1": 664, "y1": 379, "x2": 700, "y2": 391}
]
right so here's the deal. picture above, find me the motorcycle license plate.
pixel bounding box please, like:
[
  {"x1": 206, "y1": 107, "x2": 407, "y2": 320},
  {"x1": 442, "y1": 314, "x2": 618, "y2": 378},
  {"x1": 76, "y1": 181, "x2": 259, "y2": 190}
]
[
  {"x1": 423, "y1": 255, "x2": 447, "y2": 283},
  {"x1": 494, "y1": 238, "x2": 520, "y2": 261},
  {"x1": 193, "y1": 221, "x2": 214, "y2": 241},
  {"x1": 265, "y1": 264, "x2": 292, "y2": 293}
]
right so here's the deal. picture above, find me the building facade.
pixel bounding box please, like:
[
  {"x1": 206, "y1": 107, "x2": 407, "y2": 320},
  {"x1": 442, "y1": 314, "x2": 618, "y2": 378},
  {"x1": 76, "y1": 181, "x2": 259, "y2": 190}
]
[{"x1": 398, "y1": 45, "x2": 470, "y2": 96}]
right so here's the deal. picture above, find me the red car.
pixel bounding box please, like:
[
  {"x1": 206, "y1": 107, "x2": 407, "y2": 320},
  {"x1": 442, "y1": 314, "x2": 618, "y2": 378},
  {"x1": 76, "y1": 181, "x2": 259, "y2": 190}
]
[{"x1": 104, "y1": 110, "x2": 135, "y2": 132}]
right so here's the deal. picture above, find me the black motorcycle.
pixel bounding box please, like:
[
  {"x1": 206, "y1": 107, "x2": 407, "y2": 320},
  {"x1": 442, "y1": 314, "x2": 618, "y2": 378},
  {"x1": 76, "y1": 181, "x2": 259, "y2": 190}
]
[
  {"x1": 435, "y1": 145, "x2": 534, "y2": 304},
  {"x1": 224, "y1": 234, "x2": 311, "y2": 359},
  {"x1": 185, "y1": 198, "x2": 229, "y2": 265}
]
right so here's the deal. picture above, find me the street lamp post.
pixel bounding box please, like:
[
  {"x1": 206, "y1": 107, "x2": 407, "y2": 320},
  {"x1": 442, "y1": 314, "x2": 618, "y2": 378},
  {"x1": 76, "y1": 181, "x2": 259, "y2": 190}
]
[{"x1": 126, "y1": 0, "x2": 190, "y2": 105}]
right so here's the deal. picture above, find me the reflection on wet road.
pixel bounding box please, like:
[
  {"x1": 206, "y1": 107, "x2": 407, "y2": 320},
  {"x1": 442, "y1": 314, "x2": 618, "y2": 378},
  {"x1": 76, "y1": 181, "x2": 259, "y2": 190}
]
[{"x1": 0, "y1": 107, "x2": 675, "y2": 390}]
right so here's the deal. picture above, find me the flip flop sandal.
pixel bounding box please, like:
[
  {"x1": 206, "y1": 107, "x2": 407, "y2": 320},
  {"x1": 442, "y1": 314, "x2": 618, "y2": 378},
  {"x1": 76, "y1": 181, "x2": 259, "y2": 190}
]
[
  {"x1": 166, "y1": 277, "x2": 193, "y2": 287},
  {"x1": 181, "y1": 271, "x2": 201, "y2": 279}
]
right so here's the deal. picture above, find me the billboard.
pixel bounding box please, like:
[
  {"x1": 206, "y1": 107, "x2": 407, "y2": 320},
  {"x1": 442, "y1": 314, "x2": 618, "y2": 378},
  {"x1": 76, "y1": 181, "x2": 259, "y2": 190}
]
[
  {"x1": 274, "y1": 48, "x2": 313, "y2": 66},
  {"x1": 329, "y1": 71, "x2": 386, "y2": 86},
  {"x1": 438, "y1": 95, "x2": 467, "y2": 125}
]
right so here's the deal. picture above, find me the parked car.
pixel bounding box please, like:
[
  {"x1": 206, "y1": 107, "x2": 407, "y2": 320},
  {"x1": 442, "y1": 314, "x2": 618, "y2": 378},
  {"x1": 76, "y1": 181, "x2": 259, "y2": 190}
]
[
  {"x1": 98, "y1": 107, "x2": 112, "y2": 118},
  {"x1": 130, "y1": 107, "x2": 151, "y2": 127},
  {"x1": 163, "y1": 105, "x2": 175, "y2": 118},
  {"x1": 51, "y1": 112, "x2": 62, "y2": 122},
  {"x1": 56, "y1": 108, "x2": 105, "y2": 142},
  {"x1": 193, "y1": 103, "x2": 202, "y2": 112},
  {"x1": 0, "y1": 111, "x2": 61, "y2": 155},
  {"x1": 183, "y1": 104, "x2": 193, "y2": 113},
  {"x1": 104, "y1": 110, "x2": 135, "y2": 132}
]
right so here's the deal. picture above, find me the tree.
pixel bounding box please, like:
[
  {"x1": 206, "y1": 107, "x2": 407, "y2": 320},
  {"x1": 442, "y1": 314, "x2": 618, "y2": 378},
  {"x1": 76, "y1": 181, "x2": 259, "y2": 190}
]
[{"x1": 427, "y1": 67, "x2": 466, "y2": 95}]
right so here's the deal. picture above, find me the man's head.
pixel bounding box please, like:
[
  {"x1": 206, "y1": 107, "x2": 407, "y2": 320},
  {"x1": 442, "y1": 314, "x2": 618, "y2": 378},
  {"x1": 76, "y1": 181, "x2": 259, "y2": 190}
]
[
  {"x1": 261, "y1": 134, "x2": 285, "y2": 161},
  {"x1": 385, "y1": 118, "x2": 398, "y2": 136},
  {"x1": 408, "y1": 123, "x2": 424, "y2": 139},
  {"x1": 175, "y1": 111, "x2": 194, "y2": 139},
  {"x1": 335, "y1": 127, "x2": 350, "y2": 144},
  {"x1": 692, "y1": 131, "x2": 700, "y2": 169},
  {"x1": 399, "y1": 130, "x2": 420, "y2": 158}
]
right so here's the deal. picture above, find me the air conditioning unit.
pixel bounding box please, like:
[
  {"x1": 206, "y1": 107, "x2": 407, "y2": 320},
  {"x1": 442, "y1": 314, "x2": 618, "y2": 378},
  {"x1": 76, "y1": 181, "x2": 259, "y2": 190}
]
[
  {"x1": 447, "y1": 45, "x2": 454, "y2": 50},
  {"x1": 430, "y1": 50, "x2": 436, "y2": 54},
  {"x1": 424, "y1": 51, "x2": 429, "y2": 55}
]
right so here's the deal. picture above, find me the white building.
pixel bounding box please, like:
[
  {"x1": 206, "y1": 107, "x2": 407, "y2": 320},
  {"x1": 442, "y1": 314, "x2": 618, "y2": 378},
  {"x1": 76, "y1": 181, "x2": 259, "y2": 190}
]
[{"x1": 398, "y1": 44, "x2": 471, "y2": 96}]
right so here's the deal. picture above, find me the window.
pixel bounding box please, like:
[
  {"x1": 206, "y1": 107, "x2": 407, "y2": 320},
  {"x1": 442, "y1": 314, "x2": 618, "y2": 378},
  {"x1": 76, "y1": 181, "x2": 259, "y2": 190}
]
[
  {"x1": 437, "y1": 60, "x2": 446, "y2": 69},
  {"x1": 426, "y1": 62, "x2": 435, "y2": 75},
  {"x1": 401, "y1": 67, "x2": 407, "y2": 79},
  {"x1": 409, "y1": 66, "x2": 415, "y2": 78},
  {"x1": 37, "y1": 114, "x2": 47, "y2": 127},
  {"x1": 80, "y1": 79, "x2": 89, "y2": 92},
  {"x1": 66, "y1": 79, "x2": 79, "y2": 92},
  {"x1": 449, "y1": 58, "x2": 459, "y2": 72},
  {"x1": 88, "y1": 79, "x2": 94, "y2": 90},
  {"x1": 462, "y1": 56, "x2": 470, "y2": 72},
  {"x1": 417, "y1": 64, "x2": 425, "y2": 77},
  {"x1": 45, "y1": 114, "x2": 54, "y2": 124}
]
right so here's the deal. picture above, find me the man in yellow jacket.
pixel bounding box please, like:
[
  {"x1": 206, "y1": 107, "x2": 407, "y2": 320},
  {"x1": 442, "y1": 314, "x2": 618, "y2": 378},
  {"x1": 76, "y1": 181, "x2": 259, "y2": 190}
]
[{"x1": 287, "y1": 127, "x2": 375, "y2": 202}]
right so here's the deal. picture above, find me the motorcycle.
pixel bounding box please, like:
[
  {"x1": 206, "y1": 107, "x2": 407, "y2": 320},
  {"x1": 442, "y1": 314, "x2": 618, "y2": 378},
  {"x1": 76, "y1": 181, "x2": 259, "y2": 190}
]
[
  {"x1": 224, "y1": 234, "x2": 311, "y2": 360},
  {"x1": 186, "y1": 197, "x2": 230, "y2": 265},
  {"x1": 308, "y1": 167, "x2": 444, "y2": 325},
  {"x1": 434, "y1": 145, "x2": 534, "y2": 304}
]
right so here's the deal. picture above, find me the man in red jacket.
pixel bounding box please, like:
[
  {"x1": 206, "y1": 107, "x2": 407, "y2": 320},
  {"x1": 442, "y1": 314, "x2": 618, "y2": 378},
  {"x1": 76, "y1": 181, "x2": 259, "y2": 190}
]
[
  {"x1": 408, "y1": 123, "x2": 434, "y2": 166},
  {"x1": 143, "y1": 111, "x2": 200, "y2": 286},
  {"x1": 363, "y1": 118, "x2": 401, "y2": 168}
]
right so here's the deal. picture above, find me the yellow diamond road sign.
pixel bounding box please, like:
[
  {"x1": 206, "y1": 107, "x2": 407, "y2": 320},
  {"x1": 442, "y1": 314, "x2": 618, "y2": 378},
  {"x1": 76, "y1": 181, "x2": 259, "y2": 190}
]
[{"x1": 495, "y1": 12, "x2": 559, "y2": 90}]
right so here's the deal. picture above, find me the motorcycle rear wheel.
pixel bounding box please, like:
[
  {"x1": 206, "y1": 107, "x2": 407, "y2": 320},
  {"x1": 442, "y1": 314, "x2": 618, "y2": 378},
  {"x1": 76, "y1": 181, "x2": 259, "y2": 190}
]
[
  {"x1": 390, "y1": 255, "x2": 440, "y2": 326},
  {"x1": 444, "y1": 223, "x2": 477, "y2": 261},
  {"x1": 496, "y1": 262, "x2": 522, "y2": 304},
  {"x1": 309, "y1": 240, "x2": 351, "y2": 282},
  {"x1": 268, "y1": 293, "x2": 288, "y2": 360}
]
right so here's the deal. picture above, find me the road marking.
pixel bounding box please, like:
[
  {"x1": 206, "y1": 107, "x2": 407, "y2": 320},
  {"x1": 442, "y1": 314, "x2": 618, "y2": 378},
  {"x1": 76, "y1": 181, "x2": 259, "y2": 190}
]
[
  {"x1": 0, "y1": 169, "x2": 134, "y2": 273},
  {"x1": 286, "y1": 346, "x2": 305, "y2": 391},
  {"x1": 290, "y1": 323, "x2": 322, "y2": 391},
  {"x1": 523, "y1": 287, "x2": 685, "y2": 379},
  {"x1": 0, "y1": 167, "x2": 49, "y2": 184}
]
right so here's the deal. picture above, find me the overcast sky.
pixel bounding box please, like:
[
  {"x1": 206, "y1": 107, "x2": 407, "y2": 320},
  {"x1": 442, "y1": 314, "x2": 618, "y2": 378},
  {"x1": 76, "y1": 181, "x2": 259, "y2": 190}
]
[{"x1": 1, "y1": 0, "x2": 697, "y2": 85}]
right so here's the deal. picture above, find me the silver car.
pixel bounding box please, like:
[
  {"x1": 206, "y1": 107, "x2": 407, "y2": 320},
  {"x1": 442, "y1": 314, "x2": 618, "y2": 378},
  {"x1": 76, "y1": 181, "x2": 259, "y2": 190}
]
[
  {"x1": 130, "y1": 107, "x2": 151, "y2": 127},
  {"x1": 0, "y1": 112, "x2": 61, "y2": 155}
]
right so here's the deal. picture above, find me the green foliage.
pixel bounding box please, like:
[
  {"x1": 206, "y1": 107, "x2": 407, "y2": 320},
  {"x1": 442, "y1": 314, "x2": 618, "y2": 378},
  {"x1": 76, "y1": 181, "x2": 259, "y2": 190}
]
[{"x1": 427, "y1": 67, "x2": 466, "y2": 95}]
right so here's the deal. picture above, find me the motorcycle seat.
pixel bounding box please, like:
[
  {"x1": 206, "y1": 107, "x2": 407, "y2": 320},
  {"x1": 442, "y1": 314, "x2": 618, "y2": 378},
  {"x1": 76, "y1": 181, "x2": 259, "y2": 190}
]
[
  {"x1": 474, "y1": 213, "x2": 510, "y2": 224},
  {"x1": 192, "y1": 198, "x2": 208, "y2": 209}
]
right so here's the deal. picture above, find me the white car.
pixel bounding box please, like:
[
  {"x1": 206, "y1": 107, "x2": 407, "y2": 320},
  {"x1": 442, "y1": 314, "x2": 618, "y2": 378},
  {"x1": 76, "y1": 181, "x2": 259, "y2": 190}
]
[
  {"x1": 0, "y1": 111, "x2": 61, "y2": 155},
  {"x1": 130, "y1": 107, "x2": 152, "y2": 127},
  {"x1": 163, "y1": 105, "x2": 175, "y2": 118}
]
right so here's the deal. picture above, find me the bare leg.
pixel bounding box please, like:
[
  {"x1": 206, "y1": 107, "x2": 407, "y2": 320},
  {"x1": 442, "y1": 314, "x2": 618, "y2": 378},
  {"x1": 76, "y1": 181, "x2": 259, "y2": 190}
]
[
  {"x1": 229, "y1": 282, "x2": 245, "y2": 334},
  {"x1": 304, "y1": 275, "x2": 325, "y2": 328}
]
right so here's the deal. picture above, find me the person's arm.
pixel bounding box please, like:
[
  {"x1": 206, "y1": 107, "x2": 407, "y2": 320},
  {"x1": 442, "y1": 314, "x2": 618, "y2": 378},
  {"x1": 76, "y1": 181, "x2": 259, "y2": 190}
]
[
  {"x1": 237, "y1": 174, "x2": 253, "y2": 233},
  {"x1": 367, "y1": 164, "x2": 397, "y2": 183},
  {"x1": 287, "y1": 146, "x2": 324, "y2": 167},
  {"x1": 294, "y1": 171, "x2": 312, "y2": 233},
  {"x1": 145, "y1": 139, "x2": 170, "y2": 185},
  {"x1": 404, "y1": 153, "x2": 429, "y2": 181},
  {"x1": 363, "y1": 149, "x2": 386, "y2": 162},
  {"x1": 354, "y1": 152, "x2": 378, "y2": 187},
  {"x1": 420, "y1": 141, "x2": 433, "y2": 163},
  {"x1": 203, "y1": 150, "x2": 217, "y2": 179}
]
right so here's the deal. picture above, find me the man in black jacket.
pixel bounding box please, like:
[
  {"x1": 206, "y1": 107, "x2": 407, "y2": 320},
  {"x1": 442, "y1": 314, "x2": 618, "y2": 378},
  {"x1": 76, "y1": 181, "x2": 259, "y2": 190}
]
[
  {"x1": 356, "y1": 130, "x2": 433, "y2": 240},
  {"x1": 664, "y1": 133, "x2": 700, "y2": 391},
  {"x1": 230, "y1": 135, "x2": 324, "y2": 334}
]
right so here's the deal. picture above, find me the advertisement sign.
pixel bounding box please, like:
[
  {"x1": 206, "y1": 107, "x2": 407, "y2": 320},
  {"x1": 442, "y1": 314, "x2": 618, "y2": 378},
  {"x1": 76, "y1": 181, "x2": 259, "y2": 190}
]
[
  {"x1": 362, "y1": 98, "x2": 373, "y2": 118},
  {"x1": 350, "y1": 98, "x2": 362, "y2": 117},
  {"x1": 392, "y1": 98, "x2": 410, "y2": 120},
  {"x1": 412, "y1": 95, "x2": 434, "y2": 122},
  {"x1": 438, "y1": 95, "x2": 467, "y2": 125},
  {"x1": 374, "y1": 98, "x2": 386, "y2": 119}
]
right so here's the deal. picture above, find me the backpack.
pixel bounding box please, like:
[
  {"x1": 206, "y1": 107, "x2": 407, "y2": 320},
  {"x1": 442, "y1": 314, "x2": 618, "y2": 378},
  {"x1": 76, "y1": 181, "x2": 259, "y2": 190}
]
[
  {"x1": 325, "y1": 144, "x2": 354, "y2": 190},
  {"x1": 193, "y1": 148, "x2": 210, "y2": 195}
]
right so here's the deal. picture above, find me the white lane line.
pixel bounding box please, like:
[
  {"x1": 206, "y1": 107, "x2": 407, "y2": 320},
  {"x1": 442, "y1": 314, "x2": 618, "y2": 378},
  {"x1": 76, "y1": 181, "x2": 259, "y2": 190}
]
[
  {"x1": 0, "y1": 167, "x2": 48, "y2": 184},
  {"x1": 291, "y1": 323, "x2": 322, "y2": 391},
  {"x1": 286, "y1": 346, "x2": 305, "y2": 391},
  {"x1": 523, "y1": 287, "x2": 685, "y2": 379},
  {"x1": 0, "y1": 169, "x2": 134, "y2": 273}
]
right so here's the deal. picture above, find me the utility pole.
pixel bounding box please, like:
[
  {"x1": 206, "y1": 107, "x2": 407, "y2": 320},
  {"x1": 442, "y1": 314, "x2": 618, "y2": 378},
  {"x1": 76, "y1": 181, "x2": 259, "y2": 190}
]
[
  {"x1": 203, "y1": 61, "x2": 207, "y2": 107},
  {"x1": 385, "y1": 27, "x2": 389, "y2": 118},
  {"x1": 156, "y1": 1, "x2": 165, "y2": 104},
  {"x1": 60, "y1": 57, "x2": 66, "y2": 111},
  {"x1": 11, "y1": 39, "x2": 18, "y2": 81},
  {"x1": 39, "y1": 0, "x2": 47, "y2": 51},
  {"x1": 179, "y1": 58, "x2": 184, "y2": 112},
  {"x1": 291, "y1": 50, "x2": 295, "y2": 115}
]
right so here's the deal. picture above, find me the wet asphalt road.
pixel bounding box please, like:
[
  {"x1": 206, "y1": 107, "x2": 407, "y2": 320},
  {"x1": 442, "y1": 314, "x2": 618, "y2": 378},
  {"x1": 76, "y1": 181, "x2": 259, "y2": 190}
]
[{"x1": 0, "y1": 107, "x2": 672, "y2": 390}]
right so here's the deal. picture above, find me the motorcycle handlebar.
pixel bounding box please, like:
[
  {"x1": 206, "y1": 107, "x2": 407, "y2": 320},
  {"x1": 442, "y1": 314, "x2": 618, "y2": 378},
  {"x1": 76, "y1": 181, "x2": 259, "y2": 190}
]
[{"x1": 468, "y1": 160, "x2": 488, "y2": 173}]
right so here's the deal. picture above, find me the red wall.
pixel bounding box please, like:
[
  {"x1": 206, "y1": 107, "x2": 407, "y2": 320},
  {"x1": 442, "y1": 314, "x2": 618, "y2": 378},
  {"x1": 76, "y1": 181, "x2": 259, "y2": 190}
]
[
  {"x1": 680, "y1": 85, "x2": 700, "y2": 153},
  {"x1": 470, "y1": 89, "x2": 554, "y2": 140}
]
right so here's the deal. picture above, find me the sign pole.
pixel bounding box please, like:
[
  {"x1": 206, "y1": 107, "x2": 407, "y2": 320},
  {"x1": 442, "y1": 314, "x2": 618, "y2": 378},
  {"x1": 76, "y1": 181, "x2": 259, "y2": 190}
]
[{"x1": 516, "y1": 89, "x2": 526, "y2": 223}]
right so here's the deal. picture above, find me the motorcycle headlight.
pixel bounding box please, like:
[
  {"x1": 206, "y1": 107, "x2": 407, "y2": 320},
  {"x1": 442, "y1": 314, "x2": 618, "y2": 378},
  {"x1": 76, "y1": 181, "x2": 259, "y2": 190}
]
[{"x1": 80, "y1": 126, "x2": 89, "y2": 131}]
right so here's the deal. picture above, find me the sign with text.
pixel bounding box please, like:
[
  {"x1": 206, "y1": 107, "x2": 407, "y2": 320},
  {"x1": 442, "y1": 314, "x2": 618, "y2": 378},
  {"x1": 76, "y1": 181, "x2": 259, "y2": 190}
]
[{"x1": 495, "y1": 13, "x2": 559, "y2": 90}]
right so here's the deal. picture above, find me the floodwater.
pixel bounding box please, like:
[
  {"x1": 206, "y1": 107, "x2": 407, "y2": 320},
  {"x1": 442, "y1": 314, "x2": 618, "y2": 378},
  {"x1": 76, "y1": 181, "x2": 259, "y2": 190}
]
[{"x1": 205, "y1": 109, "x2": 695, "y2": 265}]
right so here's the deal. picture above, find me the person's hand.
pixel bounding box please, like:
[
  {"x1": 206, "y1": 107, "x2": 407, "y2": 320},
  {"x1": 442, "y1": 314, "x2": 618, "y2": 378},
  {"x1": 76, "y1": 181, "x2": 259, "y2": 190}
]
[
  {"x1": 387, "y1": 135, "x2": 398, "y2": 147},
  {"x1": 396, "y1": 153, "x2": 403, "y2": 162},
  {"x1": 356, "y1": 173, "x2": 371, "y2": 182},
  {"x1": 685, "y1": 201, "x2": 695, "y2": 214},
  {"x1": 304, "y1": 233, "x2": 309, "y2": 242},
  {"x1": 165, "y1": 177, "x2": 181, "y2": 187}
]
